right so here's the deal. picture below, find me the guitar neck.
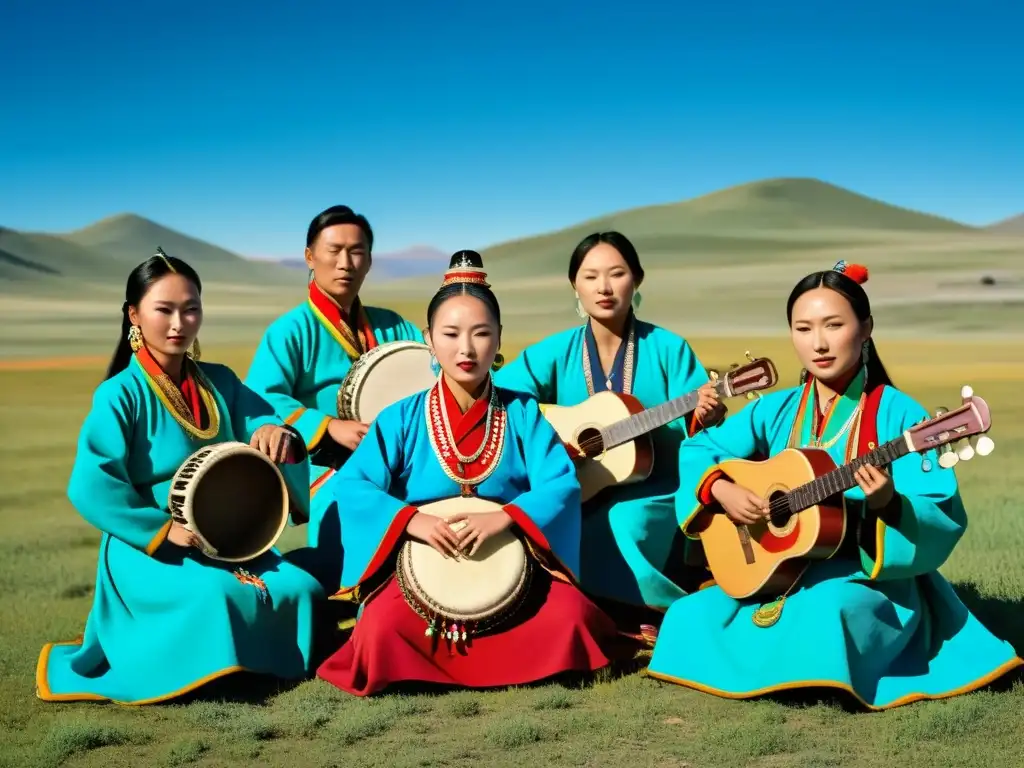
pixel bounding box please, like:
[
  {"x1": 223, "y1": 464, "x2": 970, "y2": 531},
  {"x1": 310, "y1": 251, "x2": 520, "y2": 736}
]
[
  {"x1": 784, "y1": 436, "x2": 911, "y2": 512},
  {"x1": 602, "y1": 390, "x2": 702, "y2": 450}
]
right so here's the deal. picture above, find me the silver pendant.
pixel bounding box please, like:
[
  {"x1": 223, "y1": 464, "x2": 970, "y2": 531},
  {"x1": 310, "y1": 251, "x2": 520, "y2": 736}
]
[{"x1": 921, "y1": 457, "x2": 933, "y2": 473}]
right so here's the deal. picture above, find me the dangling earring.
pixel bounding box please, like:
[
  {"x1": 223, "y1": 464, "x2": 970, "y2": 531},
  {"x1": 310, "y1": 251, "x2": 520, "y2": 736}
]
[
  {"x1": 491, "y1": 352, "x2": 505, "y2": 371},
  {"x1": 862, "y1": 340, "x2": 870, "y2": 366},
  {"x1": 631, "y1": 291, "x2": 643, "y2": 313},
  {"x1": 429, "y1": 353, "x2": 441, "y2": 376},
  {"x1": 307, "y1": 268, "x2": 314, "y2": 285},
  {"x1": 574, "y1": 291, "x2": 587, "y2": 319},
  {"x1": 128, "y1": 325, "x2": 143, "y2": 353},
  {"x1": 187, "y1": 337, "x2": 202, "y2": 362}
]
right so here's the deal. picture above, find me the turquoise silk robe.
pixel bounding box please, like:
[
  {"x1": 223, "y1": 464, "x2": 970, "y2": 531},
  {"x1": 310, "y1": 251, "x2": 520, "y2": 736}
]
[
  {"x1": 244, "y1": 300, "x2": 422, "y2": 577},
  {"x1": 328, "y1": 386, "x2": 583, "y2": 600},
  {"x1": 647, "y1": 381, "x2": 1023, "y2": 709},
  {"x1": 36, "y1": 359, "x2": 325, "y2": 705},
  {"x1": 495, "y1": 319, "x2": 711, "y2": 611}
]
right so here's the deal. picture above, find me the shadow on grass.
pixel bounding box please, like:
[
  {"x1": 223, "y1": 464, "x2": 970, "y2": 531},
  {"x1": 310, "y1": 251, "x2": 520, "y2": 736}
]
[{"x1": 952, "y1": 580, "x2": 1024, "y2": 654}]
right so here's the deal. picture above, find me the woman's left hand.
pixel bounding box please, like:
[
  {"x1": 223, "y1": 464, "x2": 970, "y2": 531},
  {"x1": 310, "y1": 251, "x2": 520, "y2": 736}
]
[
  {"x1": 693, "y1": 381, "x2": 722, "y2": 425},
  {"x1": 854, "y1": 464, "x2": 895, "y2": 510},
  {"x1": 448, "y1": 510, "x2": 514, "y2": 557},
  {"x1": 250, "y1": 425, "x2": 302, "y2": 464}
]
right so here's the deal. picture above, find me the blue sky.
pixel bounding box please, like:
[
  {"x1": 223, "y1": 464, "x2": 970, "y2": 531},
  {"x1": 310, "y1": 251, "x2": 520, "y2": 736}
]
[{"x1": 2, "y1": 0, "x2": 1021, "y2": 257}]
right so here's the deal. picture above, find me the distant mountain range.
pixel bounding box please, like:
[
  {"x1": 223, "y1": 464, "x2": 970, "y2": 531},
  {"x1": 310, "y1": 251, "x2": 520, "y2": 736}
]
[{"x1": 1, "y1": 178, "x2": 1020, "y2": 291}]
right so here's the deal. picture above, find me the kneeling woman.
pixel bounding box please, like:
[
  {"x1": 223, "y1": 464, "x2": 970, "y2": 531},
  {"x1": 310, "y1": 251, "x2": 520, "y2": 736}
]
[
  {"x1": 316, "y1": 252, "x2": 622, "y2": 696},
  {"x1": 648, "y1": 261, "x2": 1022, "y2": 709},
  {"x1": 36, "y1": 251, "x2": 325, "y2": 705}
]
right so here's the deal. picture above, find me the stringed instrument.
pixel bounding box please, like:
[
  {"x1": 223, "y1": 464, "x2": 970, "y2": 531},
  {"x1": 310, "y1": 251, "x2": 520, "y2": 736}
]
[
  {"x1": 691, "y1": 385, "x2": 994, "y2": 599},
  {"x1": 543, "y1": 353, "x2": 779, "y2": 502}
]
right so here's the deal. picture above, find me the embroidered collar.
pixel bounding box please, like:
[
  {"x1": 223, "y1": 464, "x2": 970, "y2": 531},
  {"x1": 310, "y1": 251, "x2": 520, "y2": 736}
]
[
  {"x1": 582, "y1": 313, "x2": 637, "y2": 396},
  {"x1": 426, "y1": 376, "x2": 506, "y2": 496},
  {"x1": 789, "y1": 367, "x2": 867, "y2": 457},
  {"x1": 134, "y1": 347, "x2": 220, "y2": 440},
  {"x1": 307, "y1": 281, "x2": 377, "y2": 360}
]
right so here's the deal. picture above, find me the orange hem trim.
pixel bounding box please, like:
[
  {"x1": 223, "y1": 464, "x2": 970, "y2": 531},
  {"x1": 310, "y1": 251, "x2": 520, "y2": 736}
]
[
  {"x1": 306, "y1": 415, "x2": 332, "y2": 451},
  {"x1": 35, "y1": 640, "x2": 253, "y2": 706},
  {"x1": 310, "y1": 468, "x2": 335, "y2": 498},
  {"x1": 645, "y1": 656, "x2": 1024, "y2": 712},
  {"x1": 680, "y1": 465, "x2": 722, "y2": 538},
  {"x1": 145, "y1": 520, "x2": 173, "y2": 555},
  {"x1": 328, "y1": 505, "x2": 419, "y2": 600},
  {"x1": 284, "y1": 407, "x2": 307, "y2": 426}
]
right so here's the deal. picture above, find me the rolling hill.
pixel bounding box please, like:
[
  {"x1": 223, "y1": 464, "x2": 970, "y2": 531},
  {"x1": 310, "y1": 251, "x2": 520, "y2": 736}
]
[
  {"x1": 985, "y1": 214, "x2": 1024, "y2": 235},
  {"x1": 476, "y1": 178, "x2": 981, "y2": 280}
]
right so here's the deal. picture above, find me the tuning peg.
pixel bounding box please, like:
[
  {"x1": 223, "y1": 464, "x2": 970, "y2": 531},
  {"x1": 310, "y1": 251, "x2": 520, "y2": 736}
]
[
  {"x1": 974, "y1": 435, "x2": 995, "y2": 456},
  {"x1": 956, "y1": 438, "x2": 975, "y2": 461},
  {"x1": 937, "y1": 448, "x2": 959, "y2": 469},
  {"x1": 961, "y1": 385, "x2": 974, "y2": 402},
  {"x1": 744, "y1": 350, "x2": 755, "y2": 362},
  {"x1": 730, "y1": 362, "x2": 740, "y2": 370},
  {"x1": 708, "y1": 369, "x2": 720, "y2": 382},
  {"x1": 746, "y1": 391, "x2": 760, "y2": 400}
]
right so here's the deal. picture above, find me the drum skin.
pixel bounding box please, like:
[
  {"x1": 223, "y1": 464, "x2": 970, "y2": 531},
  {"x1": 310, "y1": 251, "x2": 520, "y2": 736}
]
[
  {"x1": 337, "y1": 341, "x2": 436, "y2": 422},
  {"x1": 168, "y1": 442, "x2": 289, "y2": 563}
]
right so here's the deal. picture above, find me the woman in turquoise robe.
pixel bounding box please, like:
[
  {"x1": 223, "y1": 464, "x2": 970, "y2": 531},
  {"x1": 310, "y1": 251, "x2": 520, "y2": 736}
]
[
  {"x1": 37, "y1": 252, "x2": 324, "y2": 705},
  {"x1": 243, "y1": 207, "x2": 421, "y2": 585},
  {"x1": 648, "y1": 260, "x2": 1022, "y2": 709},
  {"x1": 316, "y1": 251, "x2": 622, "y2": 696},
  {"x1": 495, "y1": 231, "x2": 721, "y2": 622}
]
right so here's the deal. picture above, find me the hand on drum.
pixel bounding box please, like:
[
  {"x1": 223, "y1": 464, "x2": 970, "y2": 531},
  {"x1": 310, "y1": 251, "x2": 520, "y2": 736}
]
[
  {"x1": 167, "y1": 521, "x2": 200, "y2": 548},
  {"x1": 447, "y1": 510, "x2": 514, "y2": 558},
  {"x1": 328, "y1": 419, "x2": 369, "y2": 452},
  {"x1": 249, "y1": 424, "x2": 301, "y2": 463},
  {"x1": 406, "y1": 513, "x2": 464, "y2": 559}
]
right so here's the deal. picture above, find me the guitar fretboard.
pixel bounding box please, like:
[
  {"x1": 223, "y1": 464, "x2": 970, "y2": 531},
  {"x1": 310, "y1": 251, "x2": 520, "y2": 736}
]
[
  {"x1": 781, "y1": 436, "x2": 910, "y2": 515},
  {"x1": 602, "y1": 390, "x2": 703, "y2": 449}
]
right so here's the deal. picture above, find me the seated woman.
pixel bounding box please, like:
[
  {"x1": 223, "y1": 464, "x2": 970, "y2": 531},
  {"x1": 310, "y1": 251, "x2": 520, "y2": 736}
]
[
  {"x1": 647, "y1": 261, "x2": 1023, "y2": 709},
  {"x1": 316, "y1": 251, "x2": 623, "y2": 696},
  {"x1": 244, "y1": 206, "x2": 422, "y2": 587},
  {"x1": 36, "y1": 250, "x2": 325, "y2": 706},
  {"x1": 494, "y1": 232, "x2": 721, "y2": 628}
]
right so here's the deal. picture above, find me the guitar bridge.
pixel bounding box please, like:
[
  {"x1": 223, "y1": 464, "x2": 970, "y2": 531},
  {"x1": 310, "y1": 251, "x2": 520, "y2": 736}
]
[{"x1": 737, "y1": 526, "x2": 756, "y2": 564}]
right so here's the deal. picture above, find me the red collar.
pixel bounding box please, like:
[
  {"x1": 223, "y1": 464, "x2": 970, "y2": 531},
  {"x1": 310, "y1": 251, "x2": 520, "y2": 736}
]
[
  {"x1": 308, "y1": 281, "x2": 377, "y2": 354},
  {"x1": 136, "y1": 346, "x2": 205, "y2": 428}
]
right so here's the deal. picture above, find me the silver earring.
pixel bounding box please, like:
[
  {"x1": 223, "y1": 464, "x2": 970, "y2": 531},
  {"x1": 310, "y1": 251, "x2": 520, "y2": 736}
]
[
  {"x1": 862, "y1": 341, "x2": 870, "y2": 366},
  {"x1": 574, "y1": 292, "x2": 587, "y2": 319},
  {"x1": 429, "y1": 353, "x2": 440, "y2": 376},
  {"x1": 631, "y1": 291, "x2": 643, "y2": 312},
  {"x1": 307, "y1": 268, "x2": 314, "y2": 285}
]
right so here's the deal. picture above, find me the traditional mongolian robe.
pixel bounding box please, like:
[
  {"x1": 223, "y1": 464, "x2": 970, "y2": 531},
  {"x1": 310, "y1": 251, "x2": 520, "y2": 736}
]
[
  {"x1": 647, "y1": 371, "x2": 1023, "y2": 709},
  {"x1": 36, "y1": 349, "x2": 324, "y2": 705},
  {"x1": 244, "y1": 282, "x2": 422, "y2": 585},
  {"x1": 316, "y1": 376, "x2": 621, "y2": 696},
  {"x1": 495, "y1": 316, "x2": 713, "y2": 616}
]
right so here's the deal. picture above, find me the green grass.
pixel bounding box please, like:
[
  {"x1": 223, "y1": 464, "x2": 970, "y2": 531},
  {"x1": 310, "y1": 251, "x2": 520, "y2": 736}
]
[{"x1": 1, "y1": 336, "x2": 1023, "y2": 768}]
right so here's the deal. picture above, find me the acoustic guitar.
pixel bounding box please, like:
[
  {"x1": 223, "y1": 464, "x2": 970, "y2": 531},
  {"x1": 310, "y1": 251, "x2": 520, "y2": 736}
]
[
  {"x1": 542, "y1": 354, "x2": 779, "y2": 502},
  {"x1": 690, "y1": 385, "x2": 994, "y2": 599}
]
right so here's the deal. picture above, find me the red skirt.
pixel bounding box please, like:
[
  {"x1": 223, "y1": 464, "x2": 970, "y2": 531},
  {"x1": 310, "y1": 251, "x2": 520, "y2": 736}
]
[{"x1": 317, "y1": 569, "x2": 623, "y2": 696}]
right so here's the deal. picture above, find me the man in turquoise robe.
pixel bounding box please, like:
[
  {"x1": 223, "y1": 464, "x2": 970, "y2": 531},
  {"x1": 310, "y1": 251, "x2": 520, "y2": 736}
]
[{"x1": 244, "y1": 206, "x2": 421, "y2": 588}]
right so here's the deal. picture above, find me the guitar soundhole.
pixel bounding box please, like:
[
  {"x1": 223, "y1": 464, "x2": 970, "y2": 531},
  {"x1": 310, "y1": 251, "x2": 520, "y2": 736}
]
[
  {"x1": 766, "y1": 490, "x2": 793, "y2": 529},
  {"x1": 575, "y1": 427, "x2": 604, "y2": 458}
]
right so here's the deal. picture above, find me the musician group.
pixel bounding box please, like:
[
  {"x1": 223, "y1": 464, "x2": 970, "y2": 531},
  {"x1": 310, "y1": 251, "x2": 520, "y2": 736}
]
[{"x1": 36, "y1": 205, "x2": 1022, "y2": 711}]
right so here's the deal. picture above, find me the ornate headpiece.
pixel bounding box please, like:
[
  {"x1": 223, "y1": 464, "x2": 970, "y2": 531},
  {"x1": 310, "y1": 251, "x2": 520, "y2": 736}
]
[
  {"x1": 155, "y1": 246, "x2": 177, "y2": 273},
  {"x1": 440, "y1": 250, "x2": 490, "y2": 288},
  {"x1": 832, "y1": 260, "x2": 868, "y2": 285}
]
